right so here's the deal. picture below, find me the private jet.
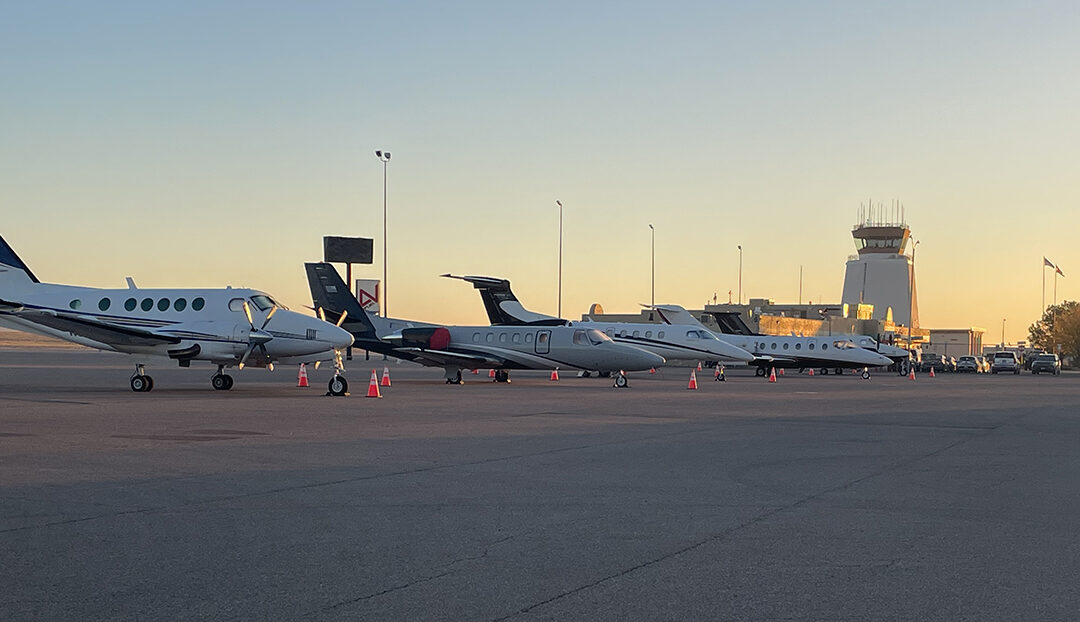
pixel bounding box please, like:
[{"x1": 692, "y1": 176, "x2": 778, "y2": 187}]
[
  {"x1": 0, "y1": 235, "x2": 354, "y2": 392},
  {"x1": 649, "y1": 306, "x2": 894, "y2": 378},
  {"x1": 306, "y1": 263, "x2": 665, "y2": 386},
  {"x1": 441, "y1": 274, "x2": 755, "y2": 370}
]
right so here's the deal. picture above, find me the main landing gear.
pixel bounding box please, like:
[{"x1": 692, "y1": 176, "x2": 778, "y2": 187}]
[
  {"x1": 211, "y1": 365, "x2": 234, "y2": 391},
  {"x1": 130, "y1": 364, "x2": 154, "y2": 392},
  {"x1": 445, "y1": 370, "x2": 464, "y2": 385},
  {"x1": 492, "y1": 369, "x2": 511, "y2": 383}
]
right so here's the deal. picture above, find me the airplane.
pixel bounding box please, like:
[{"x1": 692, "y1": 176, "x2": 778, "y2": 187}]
[
  {"x1": 441, "y1": 274, "x2": 756, "y2": 372},
  {"x1": 847, "y1": 334, "x2": 912, "y2": 373},
  {"x1": 305, "y1": 262, "x2": 665, "y2": 386},
  {"x1": 649, "y1": 305, "x2": 894, "y2": 378},
  {"x1": 0, "y1": 235, "x2": 354, "y2": 393}
]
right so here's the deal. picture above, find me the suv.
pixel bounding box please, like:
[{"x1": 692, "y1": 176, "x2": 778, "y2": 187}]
[
  {"x1": 957, "y1": 356, "x2": 980, "y2": 373},
  {"x1": 991, "y1": 351, "x2": 1020, "y2": 374},
  {"x1": 1030, "y1": 353, "x2": 1062, "y2": 375},
  {"x1": 920, "y1": 353, "x2": 945, "y2": 373}
]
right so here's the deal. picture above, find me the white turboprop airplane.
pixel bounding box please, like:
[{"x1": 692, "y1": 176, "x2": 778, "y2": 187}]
[
  {"x1": 0, "y1": 235, "x2": 354, "y2": 393},
  {"x1": 306, "y1": 263, "x2": 665, "y2": 386},
  {"x1": 648, "y1": 305, "x2": 894, "y2": 378},
  {"x1": 441, "y1": 274, "x2": 756, "y2": 370}
]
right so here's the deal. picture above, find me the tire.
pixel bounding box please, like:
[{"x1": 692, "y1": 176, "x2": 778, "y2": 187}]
[
  {"x1": 862, "y1": 370, "x2": 871, "y2": 380},
  {"x1": 130, "y1": 375, "x2": 149, "y2": 392},
  {"x1": 820, "y1": 368, "x2": 829, "y2": 376},
  {"x1": 144, "y1": 376, "x2": 154, "y2": 391},
  {"x1": 613, "y1": 374, "x2": 628, "y2": 388},
  {"x1": 755, "y1": 367, "x2": 767, "y2": 377},
  {"x1": 328, "y1": 375, "x2": 348, "y2": 396},
  {"x1": 223, "y1": 375, "x2": 233, "y2": 390},
  {"x1": 212, "y1": 374, "x2": 229, "y2": 391}
]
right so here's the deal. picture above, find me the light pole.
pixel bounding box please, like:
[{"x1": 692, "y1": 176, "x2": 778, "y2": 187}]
[
  {"x1": 375, "y1": 150, "x2": 391, "y2": 317},
  {"x1": 908, "y1": 239, "x2": 920, "y2": 350},
  {"x1": 556, "y1": 200, "x2": 563, "y2": 318},
  {"x1": 649, "y1": 224, "x2": 655, "y2": 306},
  {"x1": 737, "y1": 245, "x2": 743, "y2": 305},
  {"x1": 1001, "y1": 318, "x2": 1006, "y2": 346}
]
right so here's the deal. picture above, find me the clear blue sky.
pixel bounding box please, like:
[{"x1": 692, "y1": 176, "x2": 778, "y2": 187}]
[{"x1": 2, "y1": 1, "x2": 1078, "y2": 340}]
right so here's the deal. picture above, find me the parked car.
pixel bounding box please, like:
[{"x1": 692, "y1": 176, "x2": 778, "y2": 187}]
[
  {"x1": 1030, "y1": 353, "x2": 1062, "y2": 375},
  {"x1": 991, "y1": 351, "x2": 1021, "y2": 374},
  {"x1": 920, "y1": 352, "x2": 945, "y2": 373},
  {"x1": 957, "y1": 356, "x2": 980, "y2": 373}
]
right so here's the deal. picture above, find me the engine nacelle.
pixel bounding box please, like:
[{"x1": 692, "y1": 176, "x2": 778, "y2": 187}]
[{"x1": 400, "y1": 326, "x2": 451, "y2": 350}]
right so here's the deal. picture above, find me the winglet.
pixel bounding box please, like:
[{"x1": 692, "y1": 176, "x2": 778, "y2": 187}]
[{"x1": 0, "y1": 235, "x2": 40, "y2": 285}]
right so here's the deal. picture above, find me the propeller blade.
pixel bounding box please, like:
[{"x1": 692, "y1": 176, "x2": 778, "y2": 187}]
[
  {"x1": 237, "y1": 343, "x2": 256, "y2": 370},
  {"x1": 314, "y1": 360, "x2": 321, "y2": 370},
  {"x1": 336, "y1": 309, "x2": 348, "y2": 327},
  {"x1": 243, "y1": 301, "x2": 255, "y2": 329},
  {"x1": 260, "y1": 305, "x2": 278, "y2": 330},
  {"x1": 259, "y1": 344, "x2": 273, "y2": 371},
  {"x1": 318, "y1": 307, "x2": 326, "y2": 322}
]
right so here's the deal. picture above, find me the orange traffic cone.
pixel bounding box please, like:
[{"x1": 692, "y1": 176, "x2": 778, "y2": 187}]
[
  {"x1": 696, "y1": 361, "x2": 702, "y2": 371},
  {"x1": 688, "y1": 369, "x2": 698, "y2": 390},
  {"x1": 778, "y1": 368, "x2": 785, "y2": 376},
  {"x1": 929, "y1": 367, "x2": 936, "y2": 378},
  {"x1": 808, "y1": 368, "x2": 814, "y2": 376},
  {"x1": 649, "y1": 367, "x2": 656, "y2": 374},
  {"x1": 472, "y1": 368, "x2": 479, "y2": 375},
  {"x1": 297, "y1": 363, "x2": 309, "y2": 387},
  {"x1": 366, "y1": 369, "x2": 382, "y2": 398},
  {"x1": 768, "y1": 367, "x2": 777, "y2": 383},
  {"x1": 550, "y1": 368, "x2": 559, "y2": 381},
  {"x1": 380, "y1": 366, "x2": 391, "y2": 387},
  {"x1": 909, "y1": 367, "x2": 916, "y2": 381},
  {"x1": 489, "y1": 369, "x2": 496, "y2": 378}
]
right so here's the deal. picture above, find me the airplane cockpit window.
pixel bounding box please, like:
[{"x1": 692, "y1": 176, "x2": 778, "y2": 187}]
[
  {"x1": 698, "y1": 331, "x2": 719, "y2": 340},
  {"x1": 833, "y1": 340, "x2": 856, "y2": 349},
  {"x1": 250, "y1": 295, "x2": 275, "y2": 311},
  {"x1": 573, "y1": 330, "x2": 589, "y2": 345},
  {"x1": 192, "y1": 297, "x2": 205, "y2": 311},
  {"x1": 586, "y1": 329, "x2": 611, "y2": 345},
  {"x1": 229, "y1": 298, "x2": 246, "y2": 312}
]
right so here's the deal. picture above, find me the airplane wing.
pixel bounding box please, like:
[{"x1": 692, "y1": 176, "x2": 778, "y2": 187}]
[
  {"x1": 394, "y1": 347, "x2": 503, "y2": 369},
  {"x1": 7, "y1": 309, "x2": 182, "y2": 347}
]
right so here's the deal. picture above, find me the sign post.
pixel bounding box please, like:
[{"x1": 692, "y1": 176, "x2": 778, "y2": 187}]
[{"x1": 323, "y1": 236, "x2": 374, "y2": 359}]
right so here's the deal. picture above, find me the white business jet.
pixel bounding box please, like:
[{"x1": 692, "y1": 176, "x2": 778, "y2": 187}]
[
  {"x1": 306, "y1": 263, "x2": 665, "y2": 386},
  {"x1": 649, "y1": 305, "x2": 894, "y2": 378},
  {"x1": 441, "y1": 274, "x2": 755, "y2": 370},
  {"x1": 0, "y1": 235, "x2": 354, "y2": 392}
]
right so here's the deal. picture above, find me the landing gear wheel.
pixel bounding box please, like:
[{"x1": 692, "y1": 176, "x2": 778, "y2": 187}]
[
  {"x1": 212, "y1": 374, "x2": 233, "y2": 391},
  {"x1": 755, "y1": 367, "x2": 767, "y2": 377},
  {"x1": 862, "y1": 369, "x2": 871, "y2": 380},
  {"x1": 835, "y1": 368, "x2": 843, "y2": 375},
  {"x1": 598, "y1": 371, "x2": 612, "y2": 378},
  {"x1": 446, "y1": 371, "x2": 464, "y2": 385},
  {"x1": 130, "y1": 375, "x2": 152, "y2": 392},
  {"x1": 494, "y1": 369, "x2": 511, "y2": 383},
  {"x1": 580, "y1": 371, "x2": 591, "y2": 378},
  {"x1": 820, "y1": 368, "x2": 829, "y2": 376},
  {"x1": 613, "y1": 374, "x2": 629, "y2": 388},
  {"x1": 328, "y1": 375, "x2": 348, "y2": 396}
]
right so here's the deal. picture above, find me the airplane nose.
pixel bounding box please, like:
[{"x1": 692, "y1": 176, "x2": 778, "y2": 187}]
[
  {"x1": 721, "y1": 342, "x2": 755, "y2": 363},
  {"x1": 331, "y1": 325, "x2": 355, "y2": 350},
  {"x1": 633, "y1": 348, "x2": 666, "y2": 370}
]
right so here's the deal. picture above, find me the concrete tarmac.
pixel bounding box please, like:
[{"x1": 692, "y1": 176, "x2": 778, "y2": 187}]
[{"x1": 1, "y1": 349, "x2": 1079, "y2": 621}]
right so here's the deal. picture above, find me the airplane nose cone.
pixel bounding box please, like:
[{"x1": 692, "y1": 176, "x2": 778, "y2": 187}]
[
  {"x1": 633, "y1": 348, "x2": 666, "y2": 370},
  {"x1": 331, "y1": 325, "x2": 355, "y2": 350},
  {"x1": 721, "y1": 342, "x2": 755, "y2": 363}
]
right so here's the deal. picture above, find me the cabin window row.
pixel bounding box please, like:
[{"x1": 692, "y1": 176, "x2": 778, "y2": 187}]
[
  {"x1": 761, "y1": 341, "x2": 826, "y2": 351},
  {"x1": 472, "y1": 332, "x2": 535, "y2": 344},
  {"x1": 70, "y1": 297, "x2": 207, "y2": 312}
]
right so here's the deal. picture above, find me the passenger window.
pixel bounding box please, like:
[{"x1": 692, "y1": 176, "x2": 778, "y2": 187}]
[
  {"x1": 783, "y1": 343, "x2": 789, "y2": 350},
  {"x1": 512, "y1": 333, "x2": 522, "y2": 344},
  {"x1": 157, "y1": 298, "x2": 170, "y2": 312},
  {"x1": 98, "y1": 298, "x2": 111, "y2": 311},
  {"x1": 633, "y1": 330, "x2": 640, "y2": 338},
  {"x1": 770, "y1": 343, "x2": 777, "y2": 350},
  {"x1": 124, "y1": 298, "x2": 137, "y2": 311},
  {"x1": 809, "y1": 343, "x2": 815, "y2": 350},
  {"x1": 69, "y1": 299, "x2": 82, "y2": 310},
  {"x1": 499, "y1": 333, "x2": 507, "y2": 343},
  {"x1": 140, "y1": 298, "x2": 153, "y2": 311},
  {"x1": 174, "y1": 298, "x2": 187, "y2": 312},
  {"x1": 228, "y1": 298, "x2": 246, "y2": 312},
  {"x1": 795, "y1": 343, "x2": 801, "y2": 350},
  {"x1": 658, "y1": 331, "x2": 665, "y2": 339},
  {"x1": 538, "y1": 332, "x2": 549, "y2": 344},
  {"x1": 525, "y1": 333, "x2": 533, "y2": 343},
  {"x1": 606, "y1": 329, "x2": 615, "y2": 337},
  {"x1": 472, "y1": 332, "x2": 481, "y2": 343},
  {"x1": 645, "y1": 331, "x2": 652, "y2": 338},
  {"x1": 486, "y1": 333, "x2": 494, "y2": 343},
  {"x1": 192, "y1": 297, "x2": 205, "y2": 311},
  {"x1": 823, "y1": 343, "x2": 829, "y2": 350},
  {"x1": 686, "y1": 330, "x2": 699, "y2": 339}
]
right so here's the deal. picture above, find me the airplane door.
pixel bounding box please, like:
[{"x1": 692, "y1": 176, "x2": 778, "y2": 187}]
[{"x1": 535, "y1": 330, "x2": 551, "y2": 355}]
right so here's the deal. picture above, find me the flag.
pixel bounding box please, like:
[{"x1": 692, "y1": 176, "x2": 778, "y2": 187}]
[
  {"x1": 1056, "y1": 265, "x2": 1065, "y2": 277},
  {"x1": 1044, "y1": 257, "x2": 1056, "y2": 269}
]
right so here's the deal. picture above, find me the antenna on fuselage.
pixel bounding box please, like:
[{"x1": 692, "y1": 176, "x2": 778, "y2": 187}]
[{"x1": 125, "y1": 277, "x2": 137, "y2": 289}]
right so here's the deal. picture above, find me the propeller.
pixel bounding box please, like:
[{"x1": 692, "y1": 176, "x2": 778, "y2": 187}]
[{"x1": 238, "y1": 301, "x2": 277, "y2": 370}]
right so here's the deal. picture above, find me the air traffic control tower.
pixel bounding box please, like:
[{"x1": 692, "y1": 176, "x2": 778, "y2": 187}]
[{"x1": 840, "y1": 206, "x2": 918, "y2": 328}]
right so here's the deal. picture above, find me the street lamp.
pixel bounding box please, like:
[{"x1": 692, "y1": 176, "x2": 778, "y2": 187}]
[
  {"x1": 1002, "y1": 318, "x2": 1007, "y2": 347},
  {"x1": 737, "y1": 245, "x2": 743, "y2": 305},
  {"x1": 908, "y1": 239, "x2": 920, "y2": 351},
  {"x1": 649, "y1": 224, "x2": 655, "y2": 306},
  {"x1": 556, "y1": 200, "x2": 563, "y2": 318},
  {"x1": 375, "y1": 150, "x2": 391, "y2": 317}
]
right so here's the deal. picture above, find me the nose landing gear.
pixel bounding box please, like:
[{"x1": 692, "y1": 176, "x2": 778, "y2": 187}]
[
  {"x1": 130, "y1": 364, "x2": 154, "y2": 392},
  {"x1": 211, "y1": 365, "x2": 234, "y2": 391}
]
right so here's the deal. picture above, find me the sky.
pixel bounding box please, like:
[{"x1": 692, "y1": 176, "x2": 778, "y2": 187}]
[{"x1": 2, "y1": 1, "x2": 1078, "y2": 342}]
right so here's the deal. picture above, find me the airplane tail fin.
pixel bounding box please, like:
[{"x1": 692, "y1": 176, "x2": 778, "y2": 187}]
[
  {"x1": 305, "y1": 262, "x2": 378, "y2": 339},
  {"x1": 441, "y1": 273, "x2": 567, "y2": 325},
  {"x1": 0, "y1": 235, "x2": 40, "y2": 288}
]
